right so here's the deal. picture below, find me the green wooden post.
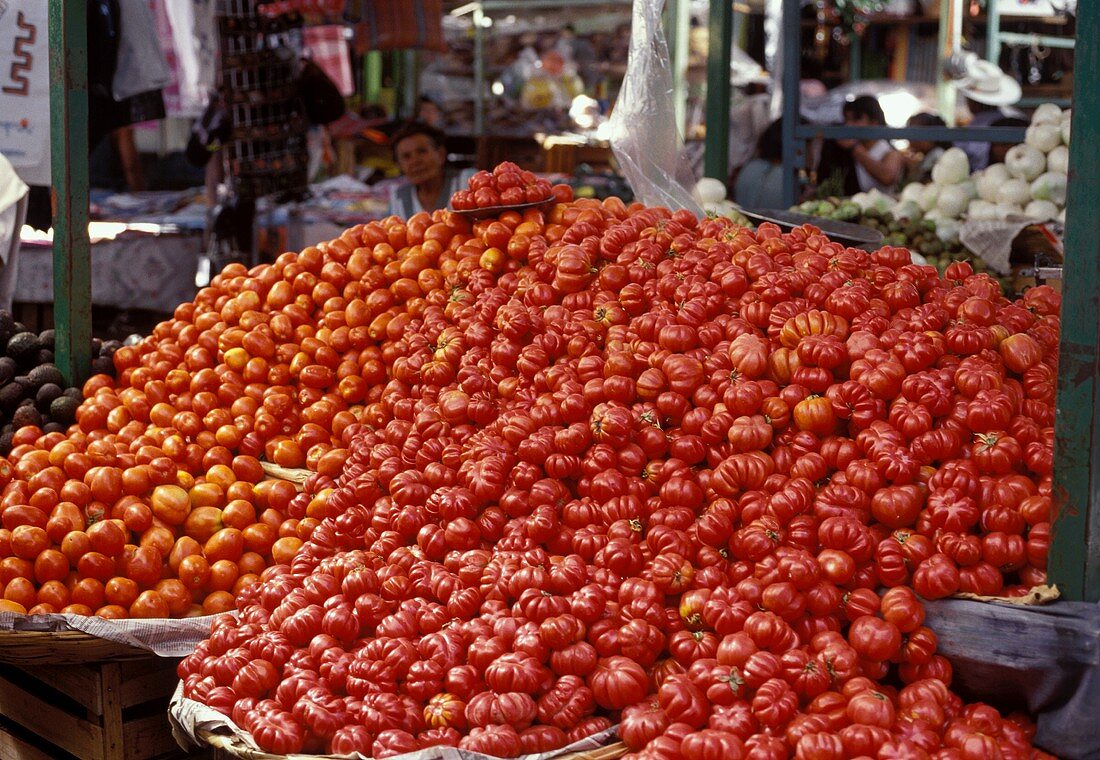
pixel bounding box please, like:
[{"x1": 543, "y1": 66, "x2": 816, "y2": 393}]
[
  {"x1": 1051, "y1": 0, "x2": 1100, "y2": 603},
  {"x1": 473, "y1": 5, "x2": 486, "y2": 136},
  {"x1": 936, "y1": 0, "x2": 962, "y2": 126},
  {"x1": 780, "y1": 0, "x2": 801, "y2": 207},
  {"x1": 48, "y1": 0, "x2": 92, "y2": 388},
  {"x1": 402, "y1": 50, "x2": 419, "y2": 119},
  {"x1": 668, "y1": 0, "x2": 689, "y2": 135},
  {"x1": 391, "y1": 50, "x2": 403, "y2": 118},
  {"x1": 364, "y1": 51, "x2": 383, "y2": 105},
  {"x1": 986, "y1": 0, "x2": 1001, "y2": 64},
  {"x1": 704, "y1": 0, "x2": 732, "y2": 181},
  {"x1": 848, "y1": 33, "x2": 862, "y2": 82}
]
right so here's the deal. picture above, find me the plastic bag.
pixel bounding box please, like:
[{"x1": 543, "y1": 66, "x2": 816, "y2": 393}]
[{"x1": 609, "y1": 0, "x2": 702, "y2": 215}]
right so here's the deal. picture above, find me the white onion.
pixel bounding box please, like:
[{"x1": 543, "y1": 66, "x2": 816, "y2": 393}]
[
  {"x1": 1030, "y1": 172, "x2": 1067, "y2": 206},
  {"x1": 930, "y1": 148, "x2": 970, "y2": 185},
  {"x1": 900, "y1": 183, "x2": 925, "y2": 204},
  {"x1": 1025, "y1": 123, "x2": 1062, "y2": 154},
  {"x1": 976, "y1": 164, "x2": 1009, "y2": 203},
  {"x1": 693, "y1": 178, "x2": 727, "y2": 204},
  {"x1": 1024, "y1": 199, "x2": 1059, "y2": 221},
  {"x1": 1031, "y1": 103, "x2": 1063, "y2": 126},
  {"x1": 1046, "y1": 146, "x2": 1069, "y2": 175},
  {"x1": 918, "y1": 184, "x2": 940, "y2": 212},
  {"x1": 996, "y1": 178, "x2": 1032, "y2": 206},
  {"x1": 1005, "y1": 144, "x2": 1046, "y2": 181},
  {"x1": 936, "y1": 184, "x2": 970, "y2": 218}
]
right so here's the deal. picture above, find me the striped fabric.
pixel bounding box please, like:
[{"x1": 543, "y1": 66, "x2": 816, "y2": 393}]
[{"x1": 350, "y1": 0, "x2": 445, "y2": 53}]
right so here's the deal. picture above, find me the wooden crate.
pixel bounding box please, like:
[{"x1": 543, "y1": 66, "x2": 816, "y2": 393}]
[{"x1": 0, "y1": 656, "x2": 210, "y2": 760}]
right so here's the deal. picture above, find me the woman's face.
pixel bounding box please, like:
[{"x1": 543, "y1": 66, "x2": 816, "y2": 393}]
[{"x1": 395, "y1": 134, "x2": 446, "y2": 186}]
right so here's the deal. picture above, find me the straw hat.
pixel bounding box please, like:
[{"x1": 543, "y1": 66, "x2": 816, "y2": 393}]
[{"x1": 949, "y1": 52, "x2": 1022, "y2": 106}]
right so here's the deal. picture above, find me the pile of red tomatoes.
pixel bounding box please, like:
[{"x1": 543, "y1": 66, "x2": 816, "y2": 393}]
[
  {"x1": 450, "y1": 162, "x2": 560, "y2": 211},
  {"x1": 178, "y1": 181, "x2": 1060, "y2": 759}
]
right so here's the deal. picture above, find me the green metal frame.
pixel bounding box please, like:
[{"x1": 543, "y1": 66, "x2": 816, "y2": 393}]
[
  {"x1": 937, "y1": 0, "x2": 962, "y2": 125},
  {"x1": 364, "y1": 51, "x2": 383, "y2": 105},
  {"x1": 48, "y1": 0, "x2": 92, "y2": 388},
  {"x1": 1051, "y1": 0, "x2": 1100, "y2": 602},
  {"x1": 668, "y1": 0, "x2": 691, "y2": 135},
  {"x1": 704, "y1": 0, "x2": 733, "y2": 180}
]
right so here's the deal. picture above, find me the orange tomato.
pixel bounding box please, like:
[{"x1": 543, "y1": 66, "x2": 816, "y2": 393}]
[
  {"x1": 129, "y1": 590, "x2": 169, "y2": 619},
  {"x1": 205, "y1": 528, "x2": 244, "y2": 563},
  {"x1": 150, "y1": 484, "x2": 191, "y2": 526},
  {"x1": 207, "y1": 560, "x2": 239, "y2": 592},
  {"x1": 271, "y1": 536, "x2": 303, "y2": 564},
  {"x1": 183, "y1": 506, "x2": 225, "y2": 543},
  {"x1": 201, "y1": 591, "x2": 235, "y2": 615}
]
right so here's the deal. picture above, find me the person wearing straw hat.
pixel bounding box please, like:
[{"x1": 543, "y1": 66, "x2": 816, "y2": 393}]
[{"x1": 950, "y1": 53, "x2": 1025, "y2": 172}]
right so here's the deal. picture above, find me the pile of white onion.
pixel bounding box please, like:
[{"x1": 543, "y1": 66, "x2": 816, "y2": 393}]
[{"x1": 898, "y1": 103, "x2": 1070, "y2": 225}]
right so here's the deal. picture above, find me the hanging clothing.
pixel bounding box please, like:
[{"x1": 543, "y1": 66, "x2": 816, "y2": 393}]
[
  {"x1": 388, "y1": 167, "x2": 476, "y2": 218},
  {"x1": 112, "y1": 0, "x2": 172, "y2": 101},
  {"x1": 87, "y1": 0, "x2": 166, "y2": 150},
  {"x1": 0, "y1": 155, "x2": 28, "y2": 312},
  {"x1": 157, "y1": 0, "x2": 216, "y2": 117},
  {"x1": 304, "y1": 26, "x2": 355, "y2": 97}
]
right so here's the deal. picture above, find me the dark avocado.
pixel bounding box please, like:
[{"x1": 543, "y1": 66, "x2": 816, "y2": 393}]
[
  {"x1": 11, "y1": 404, "x2": 42, "y2": 429},
  {"x1": 49, "y1": 395, "x2": 80, "y2": 425},
  {"x1": 6, "y1": 332, "x2": 39, "y2": 364}
]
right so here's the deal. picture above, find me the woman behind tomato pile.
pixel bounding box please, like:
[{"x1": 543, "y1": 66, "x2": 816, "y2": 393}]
[{"x1": 388, "y1": 122, "x2": 476, "y2": 218}]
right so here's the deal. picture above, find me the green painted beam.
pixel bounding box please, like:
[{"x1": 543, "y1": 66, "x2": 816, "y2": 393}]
[
  {"x1": 997, "y1": 32, "x2": 1075, "y2": 50},
  {"x1": 780, "y1": 0, "x2": 801, "y2": 206},
  {"x1": 402, "y1": 50, "x2": 419, "y2": 119},
  {"x1": 391, "y1": 50, "x2": 404, "y2": 119},
  {"x1": 48, "y1": 0, "x2": 91, "y2": 388},
  {"x1": 1051, "y1": 0, "x2": 1100, "y2": 603},
  {"x1": 936, "y1": 0, "x2": 962, "y2": 126},
  {"x1": 667, "y1": 0, "x2": 689, "y2": 135},
  {"x1": 793, "y1": 124, "x2": 1027, "y2": 143},
  {"x1": 364, "y1": 51, "x2": 382, "y2": 105},
  {"x1": 848, "y1": 33, "x2": 862, "y2": 82},
  {"x1": 986, "y1": 0, "x2": 1001, "y2": 63},
  {"x1": 473, "y1": 7, "x2": 485, "y2": 136},
  {"x1": 704, "y1": 0, "x2": 732, "y2": 181}
]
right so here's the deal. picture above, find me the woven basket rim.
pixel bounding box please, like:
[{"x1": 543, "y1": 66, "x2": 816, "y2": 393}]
[{"x1": 196, "y1": 729, "x2": 628, "y2": 760}]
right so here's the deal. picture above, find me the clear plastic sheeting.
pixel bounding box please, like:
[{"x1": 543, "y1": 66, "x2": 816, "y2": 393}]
[{"x1": 609, "y1": 0, "x2": 702, "y2": 215}]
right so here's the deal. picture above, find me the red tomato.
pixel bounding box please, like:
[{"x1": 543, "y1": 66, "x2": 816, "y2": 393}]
[{"x1": 587, "y1": 656, "x2": 648, "y2": 709}]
